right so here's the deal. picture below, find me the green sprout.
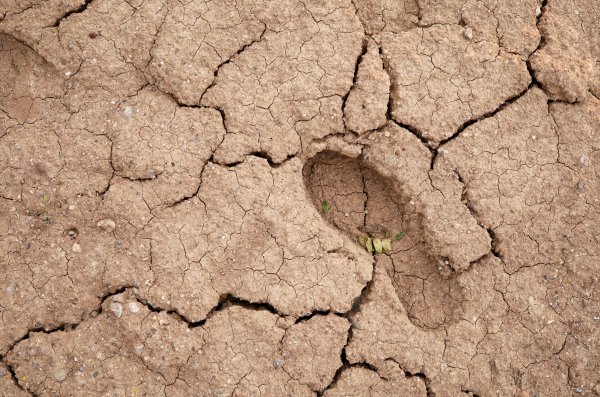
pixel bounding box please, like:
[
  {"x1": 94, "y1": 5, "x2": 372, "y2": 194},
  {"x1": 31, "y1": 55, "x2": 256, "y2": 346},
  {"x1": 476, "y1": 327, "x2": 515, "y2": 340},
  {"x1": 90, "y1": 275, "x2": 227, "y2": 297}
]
[
  {"x1": 381, "y1": 238, "x2": 392, "y2": 251},
  {"x1": 321, "y1": 200, "x2": 330, "y2": 214},
  {"x1": 359, "y1": 229, "x2": 406, "y2": 254},
  {"x1": 11, "y1": 60, "x2": 20, "y2": 74},
  {"x1": 35, "y1": 194, "x2": 49, "y2": 217}
]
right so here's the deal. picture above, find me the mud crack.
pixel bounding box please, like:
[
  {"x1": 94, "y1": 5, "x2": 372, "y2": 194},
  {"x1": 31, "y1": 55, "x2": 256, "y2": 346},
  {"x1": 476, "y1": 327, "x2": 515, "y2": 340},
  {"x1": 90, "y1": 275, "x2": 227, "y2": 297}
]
[{"x1": 51, "y1": 0, "x2": 94, "y2": 28}]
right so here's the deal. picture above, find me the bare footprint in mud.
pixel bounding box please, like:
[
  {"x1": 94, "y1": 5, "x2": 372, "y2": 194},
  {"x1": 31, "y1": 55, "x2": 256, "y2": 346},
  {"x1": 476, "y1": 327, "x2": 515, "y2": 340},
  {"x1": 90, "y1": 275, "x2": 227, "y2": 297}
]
[{"x1": 303, "y1": 151, "x2": 464, "y2": 329}]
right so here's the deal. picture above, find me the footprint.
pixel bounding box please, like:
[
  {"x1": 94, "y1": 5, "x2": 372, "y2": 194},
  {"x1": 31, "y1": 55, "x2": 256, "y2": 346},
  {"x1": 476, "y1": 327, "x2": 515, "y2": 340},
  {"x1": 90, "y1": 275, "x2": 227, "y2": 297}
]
[{"x1": 303, "y1": 149, "x2": 465, "y2": 328}]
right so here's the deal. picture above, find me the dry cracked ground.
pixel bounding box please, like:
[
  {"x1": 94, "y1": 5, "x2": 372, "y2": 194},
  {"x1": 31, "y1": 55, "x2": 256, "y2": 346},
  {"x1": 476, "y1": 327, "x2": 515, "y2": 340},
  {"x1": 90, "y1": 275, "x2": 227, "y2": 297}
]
[{"x1": 0, "y1": 0, "x2": 599, "y2": 396}]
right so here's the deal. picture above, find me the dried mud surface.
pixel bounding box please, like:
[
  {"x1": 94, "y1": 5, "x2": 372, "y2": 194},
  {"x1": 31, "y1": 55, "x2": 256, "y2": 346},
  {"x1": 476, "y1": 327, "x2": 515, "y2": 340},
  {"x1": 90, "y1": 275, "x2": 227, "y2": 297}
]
[{"x1": 0, "y1": 0, "x2": 599, "y2": 396}]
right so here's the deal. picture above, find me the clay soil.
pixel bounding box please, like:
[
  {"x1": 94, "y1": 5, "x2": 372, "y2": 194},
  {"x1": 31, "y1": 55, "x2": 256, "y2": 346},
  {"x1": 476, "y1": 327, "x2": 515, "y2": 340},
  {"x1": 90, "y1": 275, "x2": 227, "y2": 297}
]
[{"x1": 0, "y1": 0, "x2": 599, "y2": 396}]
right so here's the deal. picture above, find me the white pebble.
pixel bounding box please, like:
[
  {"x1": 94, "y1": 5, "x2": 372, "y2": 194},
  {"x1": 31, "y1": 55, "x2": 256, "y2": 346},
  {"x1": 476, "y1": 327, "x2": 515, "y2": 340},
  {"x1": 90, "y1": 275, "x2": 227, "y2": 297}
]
[
  {"x1": 535, "y1": 6, "x2": 542, "y2": 17},
  {"x1": 97, "y1": 218, "x2": 116, "y2": 232},
  {"x1": 274, "y1": 358, "x2": 284, "y2": 369},
  {"x1": 127, "y1": 302, "x2": 140, "y2": 314},
  {"x1": 123, "y1": 107, "x2": 134, "y2": 117},
  {"x1": 580, "y1": 154, "x2": 590, "y2": 166},
  {"x1": 464, "y1": 27, "x2": 473, "y2": 40},
  {"x1": 53, "y1": 369, "x2": 67, "y2": 381},
  {"x1": 72, "y1": 243, "x2": 81, "y2": 253},
  {"x1": 110, "y1": 302, "x2": 123, "y2": 318}
]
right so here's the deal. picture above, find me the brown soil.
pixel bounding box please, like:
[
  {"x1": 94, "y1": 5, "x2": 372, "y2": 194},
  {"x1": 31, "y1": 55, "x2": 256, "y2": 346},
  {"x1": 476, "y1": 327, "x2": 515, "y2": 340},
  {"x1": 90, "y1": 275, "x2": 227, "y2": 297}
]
[{"x1": 0, "y1": 0, "x2": 599, "y2": 396}]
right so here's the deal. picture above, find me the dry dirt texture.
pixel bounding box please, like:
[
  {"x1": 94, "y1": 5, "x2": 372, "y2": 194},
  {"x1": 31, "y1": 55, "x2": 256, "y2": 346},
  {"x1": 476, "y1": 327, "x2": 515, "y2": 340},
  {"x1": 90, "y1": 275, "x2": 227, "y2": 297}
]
[{"x1": 0, "y1": 0, "x2": 599, "y2": 396}]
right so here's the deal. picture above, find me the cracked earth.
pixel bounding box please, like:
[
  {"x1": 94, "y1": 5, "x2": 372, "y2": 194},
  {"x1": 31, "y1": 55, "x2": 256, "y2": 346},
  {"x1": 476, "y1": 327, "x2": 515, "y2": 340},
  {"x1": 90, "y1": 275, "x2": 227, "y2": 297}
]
[{"x1": 0, "y1": 0, "x2": 599, "y2": 395}]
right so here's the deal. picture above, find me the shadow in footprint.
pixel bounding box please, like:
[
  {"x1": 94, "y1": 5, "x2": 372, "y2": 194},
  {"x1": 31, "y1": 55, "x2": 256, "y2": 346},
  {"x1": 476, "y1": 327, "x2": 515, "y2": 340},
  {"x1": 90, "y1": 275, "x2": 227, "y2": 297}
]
[{"x1": 303, "y1": 151, "x2": 464, "y2": 329}]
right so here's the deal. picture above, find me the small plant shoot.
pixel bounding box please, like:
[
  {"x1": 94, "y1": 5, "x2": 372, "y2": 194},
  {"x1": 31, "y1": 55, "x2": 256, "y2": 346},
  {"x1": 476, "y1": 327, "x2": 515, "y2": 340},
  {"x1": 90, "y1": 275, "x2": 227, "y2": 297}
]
[{"x1": 322, "y1": 200, "x2": 330, "y2": 214}]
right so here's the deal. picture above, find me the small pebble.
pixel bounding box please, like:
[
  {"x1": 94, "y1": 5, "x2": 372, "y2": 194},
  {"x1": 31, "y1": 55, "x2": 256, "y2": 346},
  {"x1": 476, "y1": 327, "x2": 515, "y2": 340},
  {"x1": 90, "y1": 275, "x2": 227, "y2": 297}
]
[
  {"x1": 110, "y1": 302, "x2": 123, "y2": 318},
  {"x1": 127, "y1": 302, "x2": 140, "y2": 314},
  {"x1": 97, "y1": 218, "x2": 116, "y2": 232},
  {"x1": 535, "y1": 6, "x2": 542, "y2": 17},
  {"x1": 576, "y1": 387, "x2": 583, "y2": 393},
  {"x1": 274, "y1": 358, "x2": 284, "y2": 369},
  {"x1": 68, "y1": 205, "x2": 76, "y2": 211},
  {"x1": 464, "y1": 27, "x2": 473, "y2": 40},
  {"x1": 123, "y1": 107, "x2": 134, "y2": 117},
  {"x1": 54, "y1": 370, "x2": 67, "y2": 381},
  {"x1": 580, "y1": 154, "x2": 590, "y2": 166},
  {"x1": 72, "y1": 243, "x2": 81, "y2": 253}
]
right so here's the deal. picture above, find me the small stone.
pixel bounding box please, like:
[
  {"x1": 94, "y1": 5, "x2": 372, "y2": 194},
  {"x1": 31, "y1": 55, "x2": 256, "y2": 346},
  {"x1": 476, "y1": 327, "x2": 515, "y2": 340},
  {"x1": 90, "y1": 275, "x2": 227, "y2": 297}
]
[
  {"x1": 576, "y1": 387, "x2": 583, "y2": 393},
  {"x1": 68, "y1": 205, "x2": 76, "y2": 211},
  {"x1": 54, "y1": 369, "x2": 67, "y2": 381},
  {"x1": 464, "y1": 27, "x2": 473, "y2": 40},
  {"x1": 72, "y1": 243, "x2": 81, "y2": 253},
  {"x1": 535, "y1": 6, "x2": 542, "y2": 17},
  {"x1": 123, "y1": 107, "x2": 134, "y2": 117},
  {"x1": 67, "y1": 227, "x2": 79, "y2": 239},
  {"x1": 580, "y1": 154, "x2": 590, "y2": 166},
  {"x1": 274, "y1": 357, "x2": 284, "y2": 369},
  {"x1": 97, "y1": 218, "x2": 116, "y2": 232},
  {"x1": 127, "y1": 302, "x2": 140, "y2": 314},
  {"x1": 110, "y1": 302, "x2": 123, "y2": 318}
]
